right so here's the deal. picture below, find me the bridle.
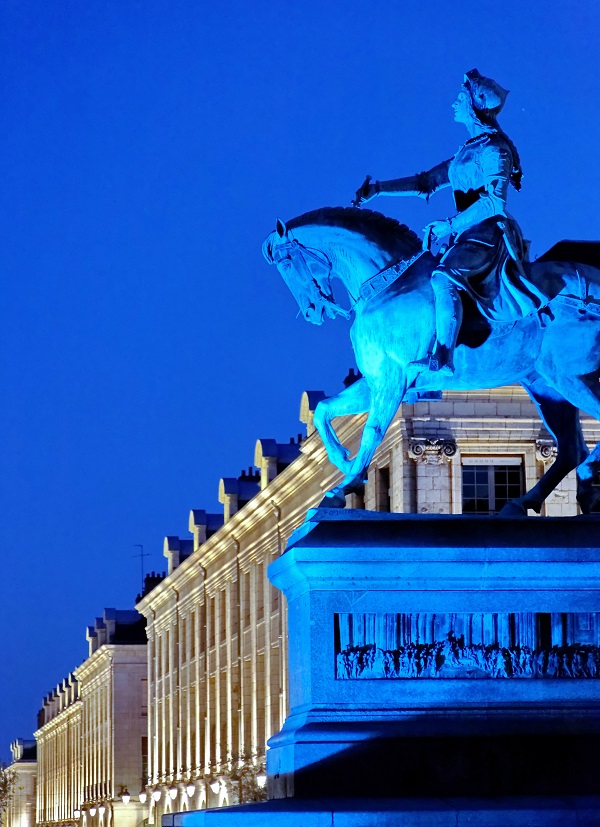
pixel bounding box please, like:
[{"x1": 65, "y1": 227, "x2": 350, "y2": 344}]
[
  {"x1": 268, "y1": 231, "x2": 423, "y2": 319},
  {"x1": 271, "y1": 236, "x2": 352, "y2": 320}
]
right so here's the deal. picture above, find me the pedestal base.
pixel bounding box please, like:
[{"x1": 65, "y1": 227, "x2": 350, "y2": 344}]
[
  {"x1": 163, "y1": 513, "x2": 600, "y2": 827},
  {"x1": 163, "y1": 796, "x2": 600, "y2": 826},
  {"x1": 267, "y1": 512, "x2": 600, "y2": 800}
]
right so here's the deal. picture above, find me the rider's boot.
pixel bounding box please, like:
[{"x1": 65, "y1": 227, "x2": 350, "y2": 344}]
[
  {"x1": 410, "y1": 272, "x2": 462, "y2": 376},
  {"x1": 430, "y1": 272, "x2": 462, "y2": 376}
]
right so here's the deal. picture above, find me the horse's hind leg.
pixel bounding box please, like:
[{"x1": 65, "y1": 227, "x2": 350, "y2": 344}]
[
  {"x1": 540, "y1": 372, "x2": 600, "y2": 513},
  {"x1": 499, "y1": 374, "x2": 588, "y2": 516}
]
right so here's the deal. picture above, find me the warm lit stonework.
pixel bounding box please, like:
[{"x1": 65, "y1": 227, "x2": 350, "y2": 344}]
[
  {"x1": 4, "y1": 739, "x2": 37, "y2": 827},
  {"x1": 136, "y1": 383, "x2": 596, "y2": 817},
  {"x1": 34, "y1": 609, "x2": 147, "y2": 827},
  {"x1": 35, "y1": 675, "x2": 82, "y2": 827},
  {"x1": 19, "y1": 383, "x2": 599, "y2": 823}
]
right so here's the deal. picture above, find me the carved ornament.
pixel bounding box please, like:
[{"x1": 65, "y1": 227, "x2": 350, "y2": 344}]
[{"x1": 408, "y1": 438, "x2": 457, "y2": 463}]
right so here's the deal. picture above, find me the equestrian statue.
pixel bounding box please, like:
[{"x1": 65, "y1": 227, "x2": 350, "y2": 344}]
[{"x1": 262, "y1": 69, "x2": 600, "y2": 516}]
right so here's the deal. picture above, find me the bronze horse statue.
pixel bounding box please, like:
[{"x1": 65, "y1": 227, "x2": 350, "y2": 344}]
[{"x1": 263, "y1": 207, "x2": 600, "y2": 515}]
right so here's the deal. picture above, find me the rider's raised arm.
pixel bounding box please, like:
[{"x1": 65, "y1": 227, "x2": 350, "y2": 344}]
[
  {"x1": 377, "y1": 159, "x2": 452, "y2": 199},
  {"x1": 448, "y1": 141, "x2": 512, "y2": 236}
]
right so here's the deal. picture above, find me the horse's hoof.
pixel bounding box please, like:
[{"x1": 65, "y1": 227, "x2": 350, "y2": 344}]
[
  {"x1": 318, "y1": 489, "x2": 346, "y2": 509},
  {"x1": 576, "y1": 488, "x2": 600, "y2": 514},
  {"x1": 497, "y1": 500, "x2": 528, "y2": 518}
]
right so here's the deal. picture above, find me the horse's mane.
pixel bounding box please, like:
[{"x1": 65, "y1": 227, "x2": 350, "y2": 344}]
[{"x1": 286, "y1": 207, "x2": 422, "y2": 259}]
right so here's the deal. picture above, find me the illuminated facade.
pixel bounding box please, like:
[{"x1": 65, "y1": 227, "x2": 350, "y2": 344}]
[
  {"x1": 35, "y1": 676, "x2": 81, "y2": 827},
  {"x1": 136, "y1": 383, "x2": 594, "y2": 817},
  {"x1": 34, "y1": 610, "x2": 147, "y2": 827},
  {"x1": 4, "y1": 739, "x2": 37, "y2": 827}
]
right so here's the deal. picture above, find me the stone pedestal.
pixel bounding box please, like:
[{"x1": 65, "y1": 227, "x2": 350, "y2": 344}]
[
  {"x1": 164, "y1": 511, "x2": 600, "y2": 825},
  {"x1": 266, "y1": 510, "x2": 600, "y2": 803}
]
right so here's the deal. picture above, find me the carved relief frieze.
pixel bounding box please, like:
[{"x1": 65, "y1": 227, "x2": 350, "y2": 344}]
[{"x1": 335, "y1": 612, "x2": 600, "y2": 679}]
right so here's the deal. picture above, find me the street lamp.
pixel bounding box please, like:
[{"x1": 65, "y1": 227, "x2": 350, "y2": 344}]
[
  {"x1": 209, "y1": 779, "x2": 220, "y2": 795},
  {"x1": 74, "y1": 810, "x2": 81, "y2": 818},
  {"x1": 151, "y1": 790, "x2": 162, "y2": 803},
  {"x1": 185, "y1": 782, "x2": 195, "y2": 798},
  {"x1": 138, "y1": 791, "x2": 147, "y2": 805},
  {"x1": 256, "y1": 771, "x2": 267, "y2": 789},
  {"x1": 168, "y1": 787, "x2": 178, "y2": 800},
  {"x1": 89, "y1": 807, "x2": 97, "y2": 817},
  {"x1": 98, "y1": 805, "x2": 106, "y2": 817}
]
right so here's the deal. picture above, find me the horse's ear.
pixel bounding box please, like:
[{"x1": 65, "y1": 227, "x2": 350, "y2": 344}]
[{"x1": 276, "y1": 218, "x2": 287, "y2": 238}]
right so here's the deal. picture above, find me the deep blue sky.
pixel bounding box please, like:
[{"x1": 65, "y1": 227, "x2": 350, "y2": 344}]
[{"x1": 1, "y1": 0, "x2": 599, "y2": 758}]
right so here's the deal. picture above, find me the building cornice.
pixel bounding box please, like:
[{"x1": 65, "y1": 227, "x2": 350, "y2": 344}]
[
  {"x1": 34, "y1": 699, "x2": 82, "y2": 739},
  {"x1": 136, "y1": 385, "x2": 564, "y2": 618},
  {"x1": 74, "y1": 642, "x2": 147, "y2": 682}
]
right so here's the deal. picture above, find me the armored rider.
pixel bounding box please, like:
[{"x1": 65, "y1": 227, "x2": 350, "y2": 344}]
[{"x1": 355, "y1": 69, "x2": 547, "y2": 376}]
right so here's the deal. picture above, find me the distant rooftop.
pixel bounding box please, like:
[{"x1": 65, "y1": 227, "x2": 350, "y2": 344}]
[
  {"x1": 86, "y1": 607, "x2": 147, "y2": 655},
  {"x1": 10, "y1": 738, "x2": 36, "y2": 763}
]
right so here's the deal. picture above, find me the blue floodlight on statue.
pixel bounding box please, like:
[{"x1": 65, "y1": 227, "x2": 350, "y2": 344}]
[
  {"x1": 165, "y1": 68, "x2": 600, "y2": 827},
  {"x1": 263, "y1": 69, "x2": 600, "y2": 516}
]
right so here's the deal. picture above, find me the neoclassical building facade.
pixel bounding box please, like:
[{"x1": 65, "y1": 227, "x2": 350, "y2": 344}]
[
  {"x1": 35, "y1": 675, "x2": 82, "y2": 827},
  {"x1": 4, "y1": 739, "x2": 37, "y2": 827},
  {"x1": 136, "y1": 382, "x2": 596, "y2": 818},
  {"x1": 34, "y1": 609, "x2": 148, "y2": 827}
]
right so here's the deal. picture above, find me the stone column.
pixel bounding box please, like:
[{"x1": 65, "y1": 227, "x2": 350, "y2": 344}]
[{"x1": 408, "y1": 438, "x2": 458, "y2": 514}]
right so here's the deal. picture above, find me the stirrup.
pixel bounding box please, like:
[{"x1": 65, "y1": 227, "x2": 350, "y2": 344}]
[
  {"x1": 409, "y1": 355, "x2": 434, "y2": 369},
  {"x1": 432, "y1": 344, "x2": 455, "y2": 376},
  {"x1": 409, "y1": 354, "x2": 455, "y2": 375}
]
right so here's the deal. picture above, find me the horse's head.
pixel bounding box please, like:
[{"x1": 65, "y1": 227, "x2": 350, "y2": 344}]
[{"x1": 262, "y1": 219, "x2": 350, "y2": 325}]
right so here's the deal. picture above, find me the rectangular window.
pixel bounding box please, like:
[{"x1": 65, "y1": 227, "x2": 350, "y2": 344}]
[
  {"x1": 230, "y1": 581, "x2": 239, "y2": 637},
  {"x1": 347, "y1": 484, "x2": 365, "y2": 510},
  {"x1": 376, "y1": 466, "x2": 391, "y2": 512},
  {"x1": 190, "y1": 610, "x2": 196, "y2": 658},
  {"x1": 243, "y1": 571, "x2": 251, "y2": 628},
  {"x1": 181, "y1": 615, "x2": 187, "y2": 663},
  {"x1": 256, "y1": 563, "x2": 265, "y2": 621},
  {"x1": 256, "y1": 652, "x2": 266, "y2": 752},
  {"x1": 220, "y1": 589, "x2": 227, "y2": 640},
  {"x1": 209, "y1": 597, "x2": 215, "y2": 647},
  {"x1": 141, "y1": 678, "x2": 148, "y2": 717},
  {"x1": 141, "y1": 736, "x2": 148, "y2": 785},
  {"x1": 199, "y1": 603, "x2": 206, "y2": 654},
  {"x1": 462, "y1": 463, "x2": 523, "y2": 515}
]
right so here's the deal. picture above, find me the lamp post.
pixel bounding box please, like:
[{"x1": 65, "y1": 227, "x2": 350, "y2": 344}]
[{"x1": 256, "y1": 770, "x2": 267, "y2": 789}]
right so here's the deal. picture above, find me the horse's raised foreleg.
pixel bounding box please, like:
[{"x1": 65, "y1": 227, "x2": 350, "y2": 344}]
[
  {"x1": 499, "y1": 374, "x2": 588, "y2": 516},
  {"x1": 313, "y1": 378, "x2": 371, "y2": 476},
  {"x1": 322, "y1": 372, "x2": 406, "y2": 507}
]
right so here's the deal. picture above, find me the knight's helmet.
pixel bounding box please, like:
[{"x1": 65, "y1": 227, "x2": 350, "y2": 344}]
[{"x1": 464, "y1": 68, "x2": 509, "y2": 116}]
